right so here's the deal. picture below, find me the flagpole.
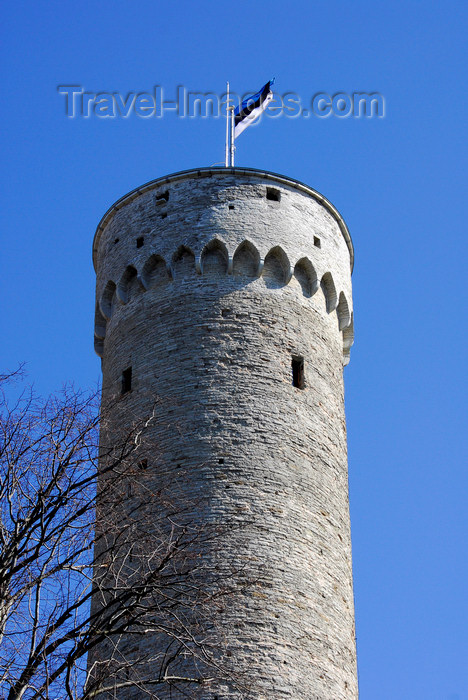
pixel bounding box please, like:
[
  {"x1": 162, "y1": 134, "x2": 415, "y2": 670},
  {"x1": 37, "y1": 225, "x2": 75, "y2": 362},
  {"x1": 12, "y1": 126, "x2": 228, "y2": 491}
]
[
  {"x1": 225, "y1": 82, "x2": 230, "y2": 168},
  {"x1": 230, "y1": 105, "x2": 235, "y2": 167}
]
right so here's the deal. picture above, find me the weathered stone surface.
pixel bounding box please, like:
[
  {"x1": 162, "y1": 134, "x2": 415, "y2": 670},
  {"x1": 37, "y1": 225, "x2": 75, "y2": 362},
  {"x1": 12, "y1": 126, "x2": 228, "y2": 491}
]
[{"x1": 91, "y1": 168, "x2": 357, "y2": 699}]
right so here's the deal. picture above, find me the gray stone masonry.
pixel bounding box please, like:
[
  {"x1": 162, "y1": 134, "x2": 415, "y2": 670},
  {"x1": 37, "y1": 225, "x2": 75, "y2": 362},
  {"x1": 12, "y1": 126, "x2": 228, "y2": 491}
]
[{"x1": 91, "y1": 168, "x2": 357, "y2": 699}]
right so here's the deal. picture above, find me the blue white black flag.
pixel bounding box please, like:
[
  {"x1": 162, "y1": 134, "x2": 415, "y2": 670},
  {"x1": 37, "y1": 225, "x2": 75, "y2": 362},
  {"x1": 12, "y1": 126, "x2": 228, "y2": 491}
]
[{"x1": 234, "y1": 79, "x2": 275, "y2": 138}]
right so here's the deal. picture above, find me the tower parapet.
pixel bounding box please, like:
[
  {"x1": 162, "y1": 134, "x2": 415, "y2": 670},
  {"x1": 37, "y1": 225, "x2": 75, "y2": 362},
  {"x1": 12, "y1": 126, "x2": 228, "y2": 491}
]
[
  {"x1": 94, "y1": 168, "x2": 354, "y2": 365},
  {"x1": 91, "y1": 168, "x2": 357, "y2": 699}
]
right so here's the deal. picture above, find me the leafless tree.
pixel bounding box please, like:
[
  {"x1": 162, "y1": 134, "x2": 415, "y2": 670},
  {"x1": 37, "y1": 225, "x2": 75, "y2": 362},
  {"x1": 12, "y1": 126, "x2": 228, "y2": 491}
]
[{"x1": 0, "y1": 370, "x2": 250, "y2": 699}]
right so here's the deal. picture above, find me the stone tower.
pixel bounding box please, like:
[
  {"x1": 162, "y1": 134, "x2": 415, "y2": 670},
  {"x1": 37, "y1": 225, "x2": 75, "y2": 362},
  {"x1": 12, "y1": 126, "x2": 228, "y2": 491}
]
[{"x1": 91, "y1": 167, "x2": 357, "y2": 699}]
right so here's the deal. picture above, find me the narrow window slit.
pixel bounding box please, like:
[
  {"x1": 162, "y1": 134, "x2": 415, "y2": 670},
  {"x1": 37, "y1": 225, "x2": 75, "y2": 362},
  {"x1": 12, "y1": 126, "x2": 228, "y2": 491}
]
[
  {"x1": 136, "y1": 236, "x2": 144, "y2": 248},
  {"x1": 121, "y1": 367, "x2": 132, "y2": 394},
  {"x1": 314, "y1": 236, "x2": 321, "y2": 248},
  {"x1": 292, "y1": 356, "x2": 305, "y2": 389}
]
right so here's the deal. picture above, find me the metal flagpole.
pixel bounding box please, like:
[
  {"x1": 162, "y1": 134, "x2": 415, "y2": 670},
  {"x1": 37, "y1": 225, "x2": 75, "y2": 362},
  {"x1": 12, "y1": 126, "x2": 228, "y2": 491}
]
[
  {"x1": 230, "y1": 104, "x2": 235, "y2": 167},
  {"x1": 225, "y1": 82, "x2": 230, "y2": 168}
]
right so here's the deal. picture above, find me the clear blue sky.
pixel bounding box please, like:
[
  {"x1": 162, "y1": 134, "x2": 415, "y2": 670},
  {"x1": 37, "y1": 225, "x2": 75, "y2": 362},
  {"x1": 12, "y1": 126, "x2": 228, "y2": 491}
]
[{"x1": 1, "y1": 1, "x2": 467, "y2": 697}]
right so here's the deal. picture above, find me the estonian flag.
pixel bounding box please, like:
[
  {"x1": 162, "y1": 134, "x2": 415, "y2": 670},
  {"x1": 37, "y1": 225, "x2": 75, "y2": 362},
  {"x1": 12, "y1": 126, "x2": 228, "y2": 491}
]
[{"x1": 234, "y1": 79, "x2": 275, "y2": 138}]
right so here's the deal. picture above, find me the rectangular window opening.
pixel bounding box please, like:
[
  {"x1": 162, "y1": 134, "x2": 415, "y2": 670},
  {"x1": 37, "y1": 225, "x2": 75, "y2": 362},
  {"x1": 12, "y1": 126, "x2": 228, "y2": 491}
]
[
  {"x1": 228, "y1": 204, "x2": 235, "y2": 210},
  {"x1": 121, "y1": 366, "x2": 132, "y2": 394},
  {"x1": 266, "y1": 187, "x2": 281, "y2": 202},
  {"x1": 314, "y1": 235, "x2": 321, "y2": 248},
  {"x1": 155, "y1": 190, "x2": 169, "y2": 206},
  {"x1": 136, "y1": 236, "x2": 144, "y2": 248},
  {"x1": 292, "y1": 356, "x2": 305, "y2": 389}
]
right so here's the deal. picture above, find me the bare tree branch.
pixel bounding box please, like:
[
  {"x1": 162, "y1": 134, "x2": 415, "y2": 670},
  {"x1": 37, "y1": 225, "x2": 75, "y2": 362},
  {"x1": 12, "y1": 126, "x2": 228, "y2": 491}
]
[{"x1": 0, "y1": 370, "x2": 252, "y2": 699}]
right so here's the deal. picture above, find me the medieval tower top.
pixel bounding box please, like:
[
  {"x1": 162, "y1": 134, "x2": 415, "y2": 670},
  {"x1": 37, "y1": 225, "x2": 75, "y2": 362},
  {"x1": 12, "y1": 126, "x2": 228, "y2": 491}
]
[{"x1": 91, "y1": 167, "x2": 357, "y2": 699}]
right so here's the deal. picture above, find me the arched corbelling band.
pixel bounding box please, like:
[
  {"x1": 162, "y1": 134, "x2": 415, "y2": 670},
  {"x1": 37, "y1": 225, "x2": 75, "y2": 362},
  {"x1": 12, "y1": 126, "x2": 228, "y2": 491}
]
[
  {"x1": 141, "y1": 254, "x2": 171, "y2": 290},
  {"x1": 200, "y1": 239, "x2": 229, "y2": 276},
  {"x1": 94, "y1": 336, "x2": 104, "y2": 358},
  {"x1": 94, "y1": 304, "x2": 107, "y2": 340},
  {"x1": 171, "y1": 245, "x2": 196, "y2": 279},
  {"x1": 294, "y1": 258, "x2": 318, "y2": 298},
  {"x1": 117, "y1": 265, "x2": 142, "y2": 305},
  {"x1": 93, "y1": 167, "x2": 354, "y2": 273},
  {"x1": 100, "y1": 280, "x2": 116, "y2": 321},
  {"x1": 321, "y1": 272, "x2": 338, "y2": 313},
  {"x1": 232, "y1": 240, "x2": 261, "y2": 278},
  {"x1": 336, "y1": 292, "x2": 351, "y2": 331},
  {"x1": 263, "y1": 246, "x2": 292, "y2": 288},
  {"x1": 343, "y1": 313, "x2": 354, "y2": 366}
]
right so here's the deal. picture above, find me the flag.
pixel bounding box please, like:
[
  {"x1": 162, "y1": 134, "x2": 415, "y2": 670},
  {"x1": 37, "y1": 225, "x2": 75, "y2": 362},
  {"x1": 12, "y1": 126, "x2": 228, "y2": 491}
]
[{"x1": 234, "y1": 79, "x2": 275, "y2": 138}]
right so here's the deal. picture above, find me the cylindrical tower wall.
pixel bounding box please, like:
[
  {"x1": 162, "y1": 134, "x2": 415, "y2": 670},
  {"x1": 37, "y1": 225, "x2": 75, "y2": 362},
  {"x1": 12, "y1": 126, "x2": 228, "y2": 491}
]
[{"x1": 91, "y1": 168, "x2": 357, "y2": 699}]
